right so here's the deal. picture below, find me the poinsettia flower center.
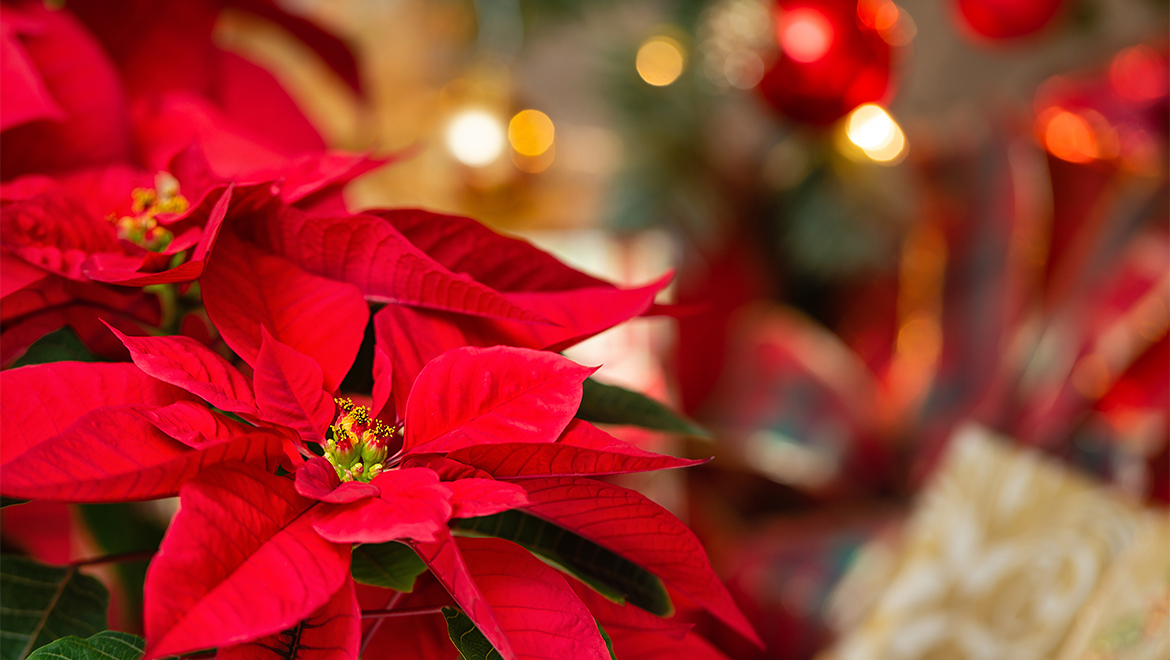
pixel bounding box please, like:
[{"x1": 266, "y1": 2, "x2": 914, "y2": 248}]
[
  {"x1": 109, "y1": 172, "x2": 188, "y2": 252},
  {"x1": 324, "y1": 398, "x2": 398, "y2": 483}
]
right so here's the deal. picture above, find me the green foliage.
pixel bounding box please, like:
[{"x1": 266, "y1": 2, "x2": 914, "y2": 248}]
[
  {"x1": 351, "y1": 542, "x2": 428, "y2": 592},
  {"x1": 577, "y1": 378, "x2": 708, "y2": 437},
  {"x1": 77, "y1": 505, "x2": 166, "y2": 633},
  {"x1": 452, "y1": 510, "x2": 673, "y2": 617},
  {"x1": 0, "y1": 556, "x2": 109, "y2": 660},
  {"x1": 597, "y1": 621, "x2": 617, "y2": 660},
  {"x1": 25, "y1": 632, "x2": 144, "y2": 660},
  {"x1": 442, "y1": 607, "x2": 501, "y2": 660},
  {"x1": 11, "y1": 328, "x2": 102, "y2": 368}
]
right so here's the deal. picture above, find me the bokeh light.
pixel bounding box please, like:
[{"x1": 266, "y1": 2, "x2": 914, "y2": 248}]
[
  {"x1": 846, "y1": 103, "x2": 906, "y2": 163},
  {"x1": 508, "y1": 109, "x2": 555, "y2": 157},
  {"x1": 1038, "y1": 108, "x2": 1097, "y2": 164},
  {"x1": 636, "y1": 36, "x2": 685, "y2": 86},
  {"x1": 1109, "y1": 45, "x2": 1169, "y2": 103},
  {"x1": 446, "y1": 109, "x2": 505, "y2": 167},
  {"x1": 775, "y1": 8, "x2": 833, "y2": 63}
]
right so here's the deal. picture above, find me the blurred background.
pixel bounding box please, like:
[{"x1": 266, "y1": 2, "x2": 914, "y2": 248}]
[{"x1": 12, "y1": 0, "x2": 1169, "y2": 658}]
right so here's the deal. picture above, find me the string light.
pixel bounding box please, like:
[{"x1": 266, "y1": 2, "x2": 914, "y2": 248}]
[
  {"x1": 446, "y1": 109, "x2": 505, "y2": 167},
  {"x1": 637, "y1": 36, "x2": 685, "y2": 86},
  {"x1": 508, "y1": 110, "x2": 555, "y2": 157},
  {"x1": 845, "y1": 103, "x2": 907, "y2": 163}
]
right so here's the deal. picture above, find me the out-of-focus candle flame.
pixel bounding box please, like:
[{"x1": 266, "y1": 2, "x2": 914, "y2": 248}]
[
  {"x1": 446, "y1": 109, "x2": 505, "y2": 167},
  {"x1": 636, "y1": 36, "x2": 685, "y2": 86}
]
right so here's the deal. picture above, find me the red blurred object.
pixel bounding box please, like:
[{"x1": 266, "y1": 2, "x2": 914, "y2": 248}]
[
  {"x1": 955, "y1": 0, "x2": 1066, "y2": 40},
  {"x1": 757, "y1": 0, "x2": 892, "y2": 126}
]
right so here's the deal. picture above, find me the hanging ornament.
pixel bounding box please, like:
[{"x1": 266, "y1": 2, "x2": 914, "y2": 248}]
[
  {"x1": 954, "y1": 0, "x2": 1066, "y2": 40},
  {"x1": 757, "y1": 0, "x2": 895, "y2": 126}
]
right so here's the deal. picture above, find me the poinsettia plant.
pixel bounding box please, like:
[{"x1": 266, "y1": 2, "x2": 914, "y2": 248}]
[{"x1": 0, "y1": 2, "x2": 759, "y2": 660}]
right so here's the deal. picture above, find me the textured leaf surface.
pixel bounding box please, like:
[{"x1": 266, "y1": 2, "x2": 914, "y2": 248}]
[
  {"x1": 410, "y1": 531, "x2": 514, "y2": 660},
  {"x1": 442, "y1": 608, "x2": 499, "y2": 660},
  {"x1": 576, "y1": 379, "x2": 707, "y2": 436},
  {"x1": 447, "y1": 480, "x2": 527, "y2": 519},
  {"x1": 217, "y1": 576, "x2": 359, "y2": 660},
  {"x1": 455, "y1": 537, "x2": 611, "y2": 660},
  {"x1": 310, "y1": 469, "x2": 452, "y2": 544},
  {"x1": 202, "y1": 234, "x2": 367, "y2": 392},
  {"x1": 241, "y1": 207, "x2": 550, "y2": 324},
  {"x1": 143, "y1": 463, "x2": 349, "y2": 659},
  {"x1": 0, "y1": 556, "x2": 109, "y2": 660},
  {"x1": 1, "y1": 406, "x2": 283, "y2": 502},
  {"x1": 252, "y1": 329, "x2": 334, "y2": 448},
  {"x1": 0, "y1": 362, "x2": 198, "y2": 465},
  {"x1": 111, "y1": 329, "x2": 257, "y2": 415},
  {"x1": 514, "y1": 478, "x2": 761, "y2": 646},
  {"x1": 442, "y1": 420, "x2": 704, "y2": 479},
  {"x1": 403, "y1": 347, "x2": 593, "y2": 454},
  {"x1": 25, "y1": 632, "x2": 144, "y2": 660},
  {"x1": 451, "y1": 510, "x2": 670, "y2": 615},
  {"x1": 350, "y1": 542, "x2": 428, "y2": 592}
]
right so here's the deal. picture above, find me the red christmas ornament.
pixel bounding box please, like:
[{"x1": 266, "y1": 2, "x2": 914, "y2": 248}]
[
  {"x1": 955, "y1": 0, "x2": 1066, "y2": 40},
  {"x1": 757, "y1": 0, "x2": 892, "y2": 126}
]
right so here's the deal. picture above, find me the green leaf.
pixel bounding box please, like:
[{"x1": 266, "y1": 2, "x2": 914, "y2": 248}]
[
  {"x1": 0, "y1": 556, "x2": 109, "y2": 660},
  {"x1": 25, "y1": 632, "x2": 143, "y2": 660},
  {"x1": 597, "y1": 621, "x2": 617, "y2": 660},
  {"x1": 11, "y1": 328, "x2": 102, "y2": 369},
  {"x1": 77, "y1": 505, "x2": 165, "y2": 633},
  {"x1": 351, "y1": 542, "x2": 428, "y2": 592},
  {"x1": 442, "y1": 607, "x2": 502, "y2": 660},
  {"x1": 452, "y1": 510, "x2": 673, "y2": 617},
  {"x1": 576, "y1": 378, "x2": 707, "y2": 437},
  {"x1": 0, "y1": 498, "x2": 28, "y2": 509}
]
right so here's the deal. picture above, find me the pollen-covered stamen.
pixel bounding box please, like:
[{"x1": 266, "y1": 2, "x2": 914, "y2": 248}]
[
  {"x1": 109, "y1": 171, "x2": 188, "y2": 252},
  {"x1": 325, "y1": 398, "x2": 399, "y2": 483}
]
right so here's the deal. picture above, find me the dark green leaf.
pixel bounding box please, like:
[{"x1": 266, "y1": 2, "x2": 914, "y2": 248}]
[
  {"x1": 576, "y1": 378, "x2": 707, "y2": 437},
  {"x1": 25, "y1": 632, "x2": 144, "y2": 660},
  {"x1": 351, "y1": 542, "x2": 428, "y2": 592},
  {"x1": 0, "y1": 498, "x2": 28, "y2": 509},
  {"x1": 11, "y1": 328, "x2": 102, "y2": 369},
  {"x1": 442, "y1": 607, "x2": 502, "y2": 660},
  {"x1": 0, "y1": 556, "x2": 109, "y2": 660},
  {"x1": 452, "y1": 510, "x2": 672, "y2": 616},
  {"x1": 78, "y1": 505, "x2": 165, "y2": 632},
  {"x1": 597, "y1": 621, "x2": 617, "y2": 660}
]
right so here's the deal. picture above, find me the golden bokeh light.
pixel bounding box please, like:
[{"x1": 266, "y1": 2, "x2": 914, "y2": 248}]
[
  {"x1": 508, "y1": 109, "x2": 555, "y2": 157},
  {"x1": 845, "y1": 104, "x2": 907, "y2": 164},
  {"x1": 636, "y1": 36, "x2": 685, "y2": 86},
  {"x1": 1039, "y1": 108, "x2": 1098, "y2": 164},
  {"x1": 445, "y1": 109, "x2": 506, "y2": 167}
]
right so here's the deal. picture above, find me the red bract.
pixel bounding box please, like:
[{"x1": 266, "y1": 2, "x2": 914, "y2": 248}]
[{"x1": 1, "y1": 321, "x2": 748, "y2": 658}]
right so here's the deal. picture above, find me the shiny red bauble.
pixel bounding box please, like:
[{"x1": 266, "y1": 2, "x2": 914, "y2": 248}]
[
  {"x1": 955, "y1": 0, "x2": 1067, "y2": 40},
  {"x1": 757, "y1": 0, "x2": 892, "y2": 126}
]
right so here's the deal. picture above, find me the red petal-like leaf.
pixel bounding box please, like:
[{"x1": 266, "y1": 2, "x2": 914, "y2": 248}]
[
  {"x1": 448, "y1": 479, "x2": 528, "y2": 518},
  {"x1": 144, "y1": 463, "x2": 350, "y2": 659},
  {"x1": 0, "y1": 22, "x2": 65, "y2": 130},
  {"x1": 606, "y1": 629, "x2": 732, "y2": 660},
  {"x1": 0, "y1": 362, "x2": 198, "y2": 464},
  {"x1": 294, "y1": 457, "x2": 378, "y2": 503},
  {"x1": 456, "y1": 537, "x2": 611, "y2": 660},
  {"x1": 0, "y1": 249, "x2": 48, "y2": 297},
  {"x1": 409, "y1": 530, "x2": 516, "y2": 660},
  {"x1": 515, "y1": 477, "x2": 761, "y2": 647},
  {"x1": 203, "y1": 233, "x2": 367, "y2": 391},
  {"x1": 368, "y1": 209, "x2": 610, "y2": 292},
  {"x1": 111, "y1": 326, "x2": 258, "y2": 415},
  {"x1": 403, "y1": 346, "x2": 594, "y2": 454},
  {"x1": 140, "y1": 399, "x2": 263, "y2": 448},
  {"x1": 373, "y1": 276, "x2": 665, "y2": 414},
  {"x1": 218, "y1": 575, "x2": 360, "y2": 660},
  {"x1": 240, "y1": 206, "x2": 552, "y2": 324},
  {"x1": 311, "y1": 468, "x2": 452, "y2": 544},
  {"x1": 442, "y1": 420, "x2": 705, "y2": 479},
  {"x1": 253, "y1": 328, "x2": 336, "y2": 447},
  {"x1": 0, "y1": 191, "x2": 120, "y2": 280},
  {"x1": 569, "y1": 581, "x2": 691, "y2": 641},
  {"x1": 1, "y1": 405, "x2": 284, "y2": 502}
]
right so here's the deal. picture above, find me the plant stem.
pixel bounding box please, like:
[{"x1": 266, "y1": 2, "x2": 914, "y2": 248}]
[
  {"x1": 359, "y1": 591, "x2": 403, "y2": 656},
  {"x1": 70, "y1": 550, "x2": 156, "y2": 567},
  {"x1": 361, "y1": 606, "x2": 445, "y2": 619}
]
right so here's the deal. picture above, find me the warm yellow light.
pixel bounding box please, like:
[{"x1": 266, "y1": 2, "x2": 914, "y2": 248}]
[
  {"x1": 1039, "y1": 108, "x2": 1098, "y2": 164},
  {"x1": 846, "y1": 104, "x2": 906, "y2": 164},
  {"x1": 509, "y1": 110, "x2": 555, "y2": 157},
  {"x1": 636, "y1": 36, "x2": 685, "y2": 86},
  {"x1": 445, "y1": 109, "x2": 505, "y2": 167}
]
